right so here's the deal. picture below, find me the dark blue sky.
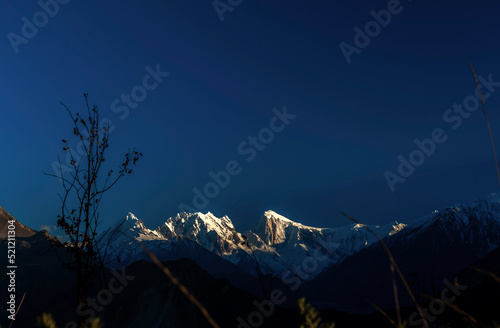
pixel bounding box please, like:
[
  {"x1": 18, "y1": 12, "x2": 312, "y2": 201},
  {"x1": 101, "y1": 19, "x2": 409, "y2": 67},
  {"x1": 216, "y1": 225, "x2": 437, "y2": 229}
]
[{"x1": 2, "y1": 0, "x2": 500, "y2": 232}]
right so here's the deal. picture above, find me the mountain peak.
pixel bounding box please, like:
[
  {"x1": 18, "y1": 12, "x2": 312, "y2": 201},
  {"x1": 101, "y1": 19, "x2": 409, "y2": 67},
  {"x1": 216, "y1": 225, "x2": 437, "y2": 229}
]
[
  {"x1": 126, "y1": 212, "x2": 139, "y2": 221},
  {"x1": 414, "y1": 198, "x2": 500, "y2": 230},
  {"x1": 0, "y1": 205, "x2": 37, "y2": 238},
  {"x1": 113, "y1": 212, "x2": 165, "y2": 241},
  {"x1": 263, "y1": 210, "x2": 294, "y2": 223},
  {"x1": 155, "y1": 212, "x2": 239, "y2": 252},
  {"x1": 390, "y1": 197, "x2": 500, "y2": 255},
  {"x1": 120, "y1": 212, "x2": 146, "y2": 231},
  {"x1": 254, "y1": 210, "x2": 315, "y2": 246}
]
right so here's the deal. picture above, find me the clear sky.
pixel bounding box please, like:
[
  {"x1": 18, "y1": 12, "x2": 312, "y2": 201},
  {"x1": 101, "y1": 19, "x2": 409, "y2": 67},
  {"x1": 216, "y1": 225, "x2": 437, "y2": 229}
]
[{"x1": 1, "y1": 0, "x2": 500, "y2": 232}]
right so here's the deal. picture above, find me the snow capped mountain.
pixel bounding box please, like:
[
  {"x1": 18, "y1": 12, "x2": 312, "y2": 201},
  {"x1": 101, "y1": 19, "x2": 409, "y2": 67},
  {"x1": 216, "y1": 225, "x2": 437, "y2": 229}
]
[
  {"x1": 155, "y1": 212, "x2": 244, "y2": 255},
  {"x1": 104, "y1": 211, "x2": 278, "y2": 275},
  {"x1": 244, "y1": 210, "x2": 406, "y2": 276},
  {"x1": 7, "y1": 194, "x2": 500, "y2": 323},
  {"x1": 116, "y1": 212, "x2": 166, "y2": 241},
  {"x1": 302, "y1": 195, "x2": 500, "y2": 313},
  {"x1": 103, "y1": 213, "x2": 172, "y2": 268},
  {"x1": 103, "y1": 210, "x2": 407, "y2": 279},
  {"x1": 389, "y1": 197, "x2": 500, "y2": 253},
  {"x1": 252, "y1": 210, "x2": 321, "y2": 246}
]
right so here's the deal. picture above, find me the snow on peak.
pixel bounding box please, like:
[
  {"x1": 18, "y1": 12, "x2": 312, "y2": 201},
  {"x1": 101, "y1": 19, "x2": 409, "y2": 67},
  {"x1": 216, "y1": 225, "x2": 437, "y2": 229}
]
[
  {"x1": 392, "y1": 196, "x2": 500, "y2": 250},
  {"x1": 154, "y1": 212, "x2": 241, "y2": 254},
  {"x1": 126, "y1": 212, "x2": 139, "y2": 221},
  {"x1": 352, "y1": 223, "x2": 365, "y2": 229},
  {"x1": 417, "y1": 197, "x2": 500, "y2": 229},
  {"x1": 264, "y1": 210, "x2": 294, "y2": 223},
  {"x1": 103, "y1": 210, "x2": 410, "y2": 279},
  {"x1": 254, "y1": 210, "x2": 325, "y2": 246},
  {"x1": 261, "y1": 210, "x2": 327, "y2": 230},
  {"x1": 389, "y1": 221, "x2": 407, "y2": 235},
  {"x1": 113, "y1": 212, "x2": 165, "y2": 241},
  {"x1": 158, "y1": 212, "x2": 235, "y2": 235}
]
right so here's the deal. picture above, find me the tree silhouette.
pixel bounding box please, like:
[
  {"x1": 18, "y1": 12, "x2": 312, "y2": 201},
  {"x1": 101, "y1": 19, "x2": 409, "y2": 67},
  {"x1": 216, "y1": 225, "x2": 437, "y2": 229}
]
[{"x1": 45, "y1": 93, "x2": 141, "y2": 327}]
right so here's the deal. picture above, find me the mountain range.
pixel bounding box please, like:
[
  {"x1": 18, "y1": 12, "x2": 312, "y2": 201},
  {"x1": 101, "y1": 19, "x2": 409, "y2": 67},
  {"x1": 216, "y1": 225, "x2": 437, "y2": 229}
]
[
  {"x1": 2, "y1": 194, "x2": 500, "y2": 327},
  {"x1": 103, "y1": 210, "x2": 406, "y2": 280}
]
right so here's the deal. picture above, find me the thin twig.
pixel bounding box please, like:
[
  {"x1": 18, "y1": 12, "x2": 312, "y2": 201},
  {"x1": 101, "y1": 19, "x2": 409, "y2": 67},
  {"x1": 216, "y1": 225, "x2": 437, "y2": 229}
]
[{"x1": 470, "y1": 62, "x2": 500, "y2": 192}]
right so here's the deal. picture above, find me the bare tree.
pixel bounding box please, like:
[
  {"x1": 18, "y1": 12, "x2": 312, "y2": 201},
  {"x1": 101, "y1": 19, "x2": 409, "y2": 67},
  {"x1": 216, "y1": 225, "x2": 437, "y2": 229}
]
[{"x1": 45, "y1": 93, "x2": 141, "y2": 327}]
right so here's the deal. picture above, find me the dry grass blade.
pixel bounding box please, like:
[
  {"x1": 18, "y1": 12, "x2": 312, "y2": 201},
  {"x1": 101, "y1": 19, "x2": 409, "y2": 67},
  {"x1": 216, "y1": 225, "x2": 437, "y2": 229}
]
[
  {"x1": 470, "y1": 62, "x2": 500, "y2": 192},
  {"x1": 8, "y1": 292, "x2": 26, "y2": 328},
  {"x1": 471, "y1": 267, "x2": 500, "y2": 284},
  {"x1": 428, "y1": 297, "x2": 479, "y2": 328},
  {"x1": 365, "y1": 299, "x2": 398, "y2": 328},
  {"x1": 139, "y1": 243, "x2": 220, "y2": 328},
  {"x1": 390, "y1": 263, "x2": 402, "y2": 327},
  {"x1": 341, "y1": 212, "x2": 430, "y2": 328}
]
